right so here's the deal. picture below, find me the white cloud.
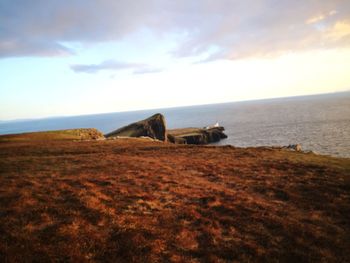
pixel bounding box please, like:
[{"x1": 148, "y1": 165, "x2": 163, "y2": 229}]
[
  {"x1": 306, "y1": 15, "x2": 326, "y2": 25},
  {"x1": 306, "y1": 9, "x2": 338, "y2": 24},
  {"x1": 326, "y1": 21, "x2": 350, "y2": 41},
  {"x1": 0, "y1": 0, "x2": 350, "y2": 60},
  {"x1": 70, "y1": 60, "x2": 145, "y2": 73},
  {"x1": 70, "y1": 59, "x2": 163, "y2": 74}
]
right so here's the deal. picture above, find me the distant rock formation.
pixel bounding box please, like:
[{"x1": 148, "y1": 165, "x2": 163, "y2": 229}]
[
  {"x1": 167, "y1": 134, "x2": 187, "y2": 144},
  {"x1": 105, "y1": 113, "x2": 228, "y2": 145},
  {"x1": 285, "y1": 144, "x2": 302, "y2": 152},
  {"x1": 168, "y1": 126, "x2": 227, "y2": 145},
  {"x1": 105, "y1": 113, "x2": 167, "y2": 141}
]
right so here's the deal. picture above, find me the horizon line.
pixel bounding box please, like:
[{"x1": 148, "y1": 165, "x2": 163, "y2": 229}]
[{"x1": 1, "y1": 89, "x2": 349, "y2": 123}]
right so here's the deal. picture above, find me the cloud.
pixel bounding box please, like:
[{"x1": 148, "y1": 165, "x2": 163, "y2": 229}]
[
  {"x1": 0, "y1": 39, "x2": 72, "y2": 57},
  {"x1": 1, "y1": 0, "x2": 350, "y2": 60},
  {"x1": 70, "y1": 60, "x2": 145, "y2": 73},
  {"x1": 326, "y1": 21, "x2": 350, "y2": 41},
  {"x1": 133, "y1": 66, "x2": 164, "y2": 75},
  {"x1": 306, "y1": 10, "x2": 337, "y2": 24},
  {"x1": 170, "y1": 1, "x2": 350, "y2": 60},
  {"x1": 70, "y1": 59, "x2": 162, "y2": 74},
  {"x1": 306, "y1": 15, "x2": 326, "y2": 25},
  {"x1": 0, "y1": 0, "x2": 155, "y2": 58}
]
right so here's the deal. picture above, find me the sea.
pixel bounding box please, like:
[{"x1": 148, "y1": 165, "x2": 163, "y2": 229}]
[{"x1": 1, "y1": 92, "x2": 349, "y2": 158}]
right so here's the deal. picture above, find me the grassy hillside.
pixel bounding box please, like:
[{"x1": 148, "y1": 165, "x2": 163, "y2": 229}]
[
  {"x1": 0, "y1": 139, "x2": 349, "y2": 262},
  {"x1": 0, "y1": 128, "x2": 104, "y2": 142}
]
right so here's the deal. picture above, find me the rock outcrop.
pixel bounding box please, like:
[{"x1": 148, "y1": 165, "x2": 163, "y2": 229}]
[
  {"x1": 167, "y1": 134, "x2": 187, "y2": 144},
  {"x1": 105, "y1": 113, "x2": 167, "y2": 141},
  {"x1": 285, "y1": 144, "x2": 302, "y2": 152},
  {"x1": 105, "y1": 113, "x2": 227, "y2": 144},
  {"x1": 168, "y1": 126, "x2": 227, "y2": 145}
]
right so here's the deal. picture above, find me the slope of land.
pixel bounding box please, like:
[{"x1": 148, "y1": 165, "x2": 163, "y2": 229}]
[
  {"x1": 0, "y1": 128, "x2": 104, "y2": 142},
  {"x1": 0, "y1": 138, "x2": 349, "y2": 262}
]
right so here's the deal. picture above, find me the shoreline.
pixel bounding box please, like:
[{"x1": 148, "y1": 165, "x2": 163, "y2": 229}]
[{"x1": 1, "y1": 129, "x2": 348, "y2": 160}]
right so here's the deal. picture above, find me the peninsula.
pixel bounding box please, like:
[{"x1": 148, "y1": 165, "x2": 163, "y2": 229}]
[{"x1": 0, "y1": 114, "x2": 349, "y2": 262}]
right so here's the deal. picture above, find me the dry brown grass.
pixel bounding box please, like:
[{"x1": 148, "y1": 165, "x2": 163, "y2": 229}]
[
  {"x1": 0, "y1": 128, "x2": 104, "y2": 142},
  {"x1": 0, "y1": 138, "x2": 349, "y2": 262}
]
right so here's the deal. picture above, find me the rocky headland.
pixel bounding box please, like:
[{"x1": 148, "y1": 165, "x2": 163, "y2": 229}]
[
  {"x1": 0, "y1": 113, "x2": 227, "y2": 145},
  {"x1": 105, "y1": 113, "x2": 228, "y2": 145},
  {"x1": 168, "y1": 126, "x2": 228, "y2": 144},
  {"x1": 105, "y1": 113, "x2": 168, "y2": 141},
  {"x1": 0, "y1": 114, "x2": 349, "y2": 262}
]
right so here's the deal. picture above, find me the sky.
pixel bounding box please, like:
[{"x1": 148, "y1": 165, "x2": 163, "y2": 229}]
[{"x1": 1, "y1": 0, "x2": 350, "y2": 120}]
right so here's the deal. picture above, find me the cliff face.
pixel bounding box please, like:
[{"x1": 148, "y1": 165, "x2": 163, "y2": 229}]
[
  {"x1": 105, "y1": 113, "x2": 227, "y2": 144},
  {"x1": 105, "y1": 113, "x2": 167, "y2": 141}
]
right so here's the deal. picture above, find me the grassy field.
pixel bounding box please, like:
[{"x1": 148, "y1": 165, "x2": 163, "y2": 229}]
[
  {"x1": 0, "y1": 129, "x2": 104, "y2": 142},
  {"x1": 0, "y1": 138, "x2": 349, "y2": 262}
]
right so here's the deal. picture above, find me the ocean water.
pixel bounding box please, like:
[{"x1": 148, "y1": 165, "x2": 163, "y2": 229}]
[{"x1": 1, "y1": 92, "x2": 349, "y2": 158}]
